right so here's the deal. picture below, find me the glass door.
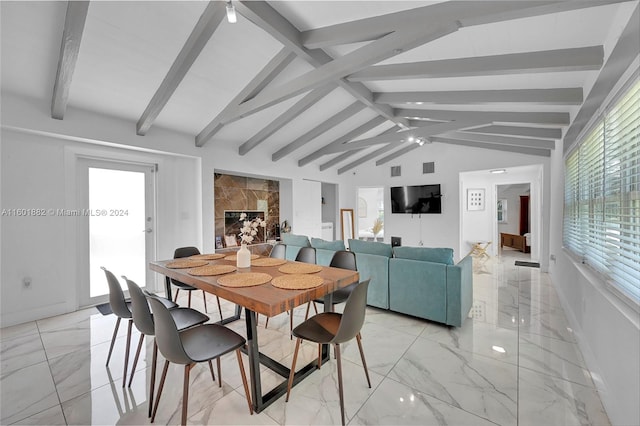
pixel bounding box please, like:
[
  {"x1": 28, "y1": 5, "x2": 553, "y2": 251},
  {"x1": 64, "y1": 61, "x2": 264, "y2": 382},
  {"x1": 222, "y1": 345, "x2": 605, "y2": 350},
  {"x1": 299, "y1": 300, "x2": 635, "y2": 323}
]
[{"x1": 79, "y1": 158, "x2": 156, "y2": 306}]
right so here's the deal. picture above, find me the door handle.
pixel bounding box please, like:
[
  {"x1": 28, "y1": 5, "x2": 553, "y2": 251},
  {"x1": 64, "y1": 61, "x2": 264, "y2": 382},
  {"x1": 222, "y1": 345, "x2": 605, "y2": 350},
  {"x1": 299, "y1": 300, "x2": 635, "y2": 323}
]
[{"x1": 143, "y1": 228, "x2": 153, "y2": 233}]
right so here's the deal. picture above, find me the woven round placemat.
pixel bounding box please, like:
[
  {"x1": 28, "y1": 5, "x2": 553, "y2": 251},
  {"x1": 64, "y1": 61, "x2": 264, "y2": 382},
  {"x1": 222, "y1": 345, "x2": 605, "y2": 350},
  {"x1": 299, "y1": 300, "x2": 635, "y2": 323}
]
[
  {"x1": 224, "y1": 254, "x2": 260, "y2": 262},
  {"x1": 189, "y1": 253, "x2": 225, "y2": 260},
  {"x1": 251, "y1": 257, "x2": 287, "y2": 267},
  {"x1": 278, "y1": 263, "x2": 322, "y2": 274},
  {"x1": 188, "y1": 264, "x2": 237, "y2": 276},
  {"x1": 217, "y1": 272, "x2": 272, "y2": 287},
  {"x1": 166, "y1": 259, "x2": 208, "y2": 269},
  {"x1": 271, "y1": 274, "x2": 324, "y2": 290}
]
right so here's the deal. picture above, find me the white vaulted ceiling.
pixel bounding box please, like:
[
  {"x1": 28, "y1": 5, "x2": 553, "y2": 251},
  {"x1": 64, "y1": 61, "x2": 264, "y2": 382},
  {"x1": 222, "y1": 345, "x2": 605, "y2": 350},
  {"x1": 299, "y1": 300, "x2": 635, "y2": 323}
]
[{"x1": 1, "y1": 1, "x2": 638, "y2": 174}]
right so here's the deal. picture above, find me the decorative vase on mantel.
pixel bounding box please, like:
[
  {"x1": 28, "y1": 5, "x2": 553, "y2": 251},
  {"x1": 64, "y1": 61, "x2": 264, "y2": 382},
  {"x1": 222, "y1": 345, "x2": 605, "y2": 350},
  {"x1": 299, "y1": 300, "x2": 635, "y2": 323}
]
[{"x1": 237, "y1": 244, "x2": 251, "y2": 268}]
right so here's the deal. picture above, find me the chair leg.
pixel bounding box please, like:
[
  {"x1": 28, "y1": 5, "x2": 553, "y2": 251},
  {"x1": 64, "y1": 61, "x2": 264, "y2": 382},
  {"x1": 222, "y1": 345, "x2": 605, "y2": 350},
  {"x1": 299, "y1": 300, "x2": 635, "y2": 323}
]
[
  {"x1": 173, "y1": 288, "x2": 180, "y2": 303},
  {"x1": 356, "y1": 333, "x2": 372, "y2": 388},
  {"x1": 106, "y1": 317, "x2": 121, "y2": 366},
  {"x1": 216, "y1": 357, "x2": 222, "y2": 388},
  {"x1": 208, "y1": 360, "x2": 216, "y2": 382},
  {"x1": 148, "y1": 340, "x2": 158, "y2": 418},
  {"x1": 202, "y1": 290, "x2": 208, "y2": 313},
  {"x1": 317, "y1": 344, "x2": 322, "y2": 369},
  {"x1": 122, "y1": 319, "x2": 133, "y2": 387},
  {"x1": 216, "y1": 296, "x2": 223, "y2": 321},
  {"x1": 289, "y1": 309, "x2": 293, "y2": 340},
  {"x1": 236, "y1": 349, "x2": 253, "y2": 414},
  {"x1": 181, "y1": 363, "x2": 192, "y2": 426},
  {"x1": 313, "y1": 302, "x2": 318, "y2": 315},
  {"x1": 335, "y1": 343, "x2": 346, "y2": 426},
  {"x1": 151, "y1": 360, "x2": 170, "y2": 423},
  {"x1": 187, "y1": 291, "x2": 192, "y2": 308},
  {"x1": 128, "y1": 333, "x2": 145, "y2": 387},
  {"x1": 304, "y1": 302, "x2": 311, "y2": 320},
  {"x1": 286, "y1": 337, "x2": 302, "y2": 402},
  {"x1": 264, "y1": 316, "x2": 269, "y2": 328}
]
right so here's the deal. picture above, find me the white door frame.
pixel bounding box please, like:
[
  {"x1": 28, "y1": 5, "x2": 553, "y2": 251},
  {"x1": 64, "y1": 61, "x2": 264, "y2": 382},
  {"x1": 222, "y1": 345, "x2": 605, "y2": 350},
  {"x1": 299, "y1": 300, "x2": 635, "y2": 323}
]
[{"x1": 76, "y1": 156, "x2": 157, "y2": 307}]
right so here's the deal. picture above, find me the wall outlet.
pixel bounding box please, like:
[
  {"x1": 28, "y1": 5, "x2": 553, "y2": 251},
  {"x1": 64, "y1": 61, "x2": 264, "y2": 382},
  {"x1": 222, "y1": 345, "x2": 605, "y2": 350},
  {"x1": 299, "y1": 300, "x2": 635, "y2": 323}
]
[
  {"x1": 550, "y1": 254, "x2": 556, "y2": 262},
  {"x1": 23, "y1": 277, "x2": 32, "y2": 288}
]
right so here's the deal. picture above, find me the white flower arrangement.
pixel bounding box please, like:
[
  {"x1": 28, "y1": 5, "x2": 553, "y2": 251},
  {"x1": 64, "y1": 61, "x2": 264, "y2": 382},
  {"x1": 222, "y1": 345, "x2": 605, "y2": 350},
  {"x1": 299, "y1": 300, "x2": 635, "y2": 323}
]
[{"x1": 238, "y1": 212, "x2": 266, "y2": 245}]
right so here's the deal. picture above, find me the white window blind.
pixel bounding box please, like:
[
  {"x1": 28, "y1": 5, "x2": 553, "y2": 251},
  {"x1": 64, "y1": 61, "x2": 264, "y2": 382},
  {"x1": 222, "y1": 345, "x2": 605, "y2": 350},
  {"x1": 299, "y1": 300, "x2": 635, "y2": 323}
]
[{"x1": 564, "y1": 79, "x2": 640, "y2": 305}]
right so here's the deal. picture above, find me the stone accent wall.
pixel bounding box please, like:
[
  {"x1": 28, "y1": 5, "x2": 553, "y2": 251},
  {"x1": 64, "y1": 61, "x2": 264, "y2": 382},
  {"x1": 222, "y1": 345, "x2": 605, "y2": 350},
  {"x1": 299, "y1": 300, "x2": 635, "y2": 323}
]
[{"x1": 214, "y1": 173, "x2": 280, "y2": 246}]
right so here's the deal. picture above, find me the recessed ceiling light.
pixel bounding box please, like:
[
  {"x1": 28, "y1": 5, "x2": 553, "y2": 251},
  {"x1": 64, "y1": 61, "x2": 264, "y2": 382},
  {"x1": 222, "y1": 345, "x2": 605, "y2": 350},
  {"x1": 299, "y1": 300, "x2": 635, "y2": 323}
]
[{"x1": 490, "y1": 169, "x2": 506, "y2": 174}]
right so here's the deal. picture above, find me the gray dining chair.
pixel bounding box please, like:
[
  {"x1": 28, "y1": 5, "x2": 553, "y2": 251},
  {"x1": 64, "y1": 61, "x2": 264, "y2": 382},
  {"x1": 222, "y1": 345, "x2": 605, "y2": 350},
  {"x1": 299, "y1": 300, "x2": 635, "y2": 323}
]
[
  {"x1": 172, "y1": 247, "x2": 223, "y2": 321},
  {"x1": 286, "y1": 279, "x2": 371, "y2": 426},
  {"x1": 305, "y1": 250, "x2": 357, "y2": 319},
  {"x1": 102, "y1": 267, "x2": 134, "y2": 387},
  {"x1": 148, "y1": 296, "x2": 253, "y2": 426},
  {"x1": 123, "y1": 277, "x2": 209, "y2": 417}
]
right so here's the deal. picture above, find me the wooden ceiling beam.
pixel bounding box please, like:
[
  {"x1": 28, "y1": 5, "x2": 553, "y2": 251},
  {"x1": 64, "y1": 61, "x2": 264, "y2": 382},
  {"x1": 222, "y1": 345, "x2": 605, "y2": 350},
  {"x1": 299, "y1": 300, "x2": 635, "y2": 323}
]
[
  {"x1": 322, "y1": 127, "x2": 399, "y2": 172},
  {"x1": 397, "y1": 108, "x2": 570, "y2": 125},
  {"x1": 196, "y1": 48, "x2": 295, "y2": 147},
  {"x1": 440, "y1": 131, "x2": 556, "y2": 149},
  {"x1": 321, "y1": 119, "x2": 485, "y2": 154},
  {"x1": 238, "y1": 85, "x2": 335, "y2": 156},
  {"x1": 461, "y1": 124, "x2": 562, "y2": 140},
  {"x1": 136, "y1": 1, "x2": 225, "y2": 136},
  {"x1": 221, "y1": 22, "x2": 459, "y2": 123},
  {"x1": 271, "y1": 102, "x2": 366, "y2": 161},
  {"x1": 349, "y1": 46, "x2": 604, "y2": 81},
  {"x1": 375, "y1": 144, "x2": 421, "y2": 166},
  {"x1": 374, "y1": 88, "x2": 583, "y2": 105},
  {"x1": 431, "y1": 136, "x2": 551, "y2": 156},
  {"x1": 298, "y1": 116, "x2": 388, "y2": 167},
  {"x1": 51, "y1": 1, "x2": 90, "y2": 120}
]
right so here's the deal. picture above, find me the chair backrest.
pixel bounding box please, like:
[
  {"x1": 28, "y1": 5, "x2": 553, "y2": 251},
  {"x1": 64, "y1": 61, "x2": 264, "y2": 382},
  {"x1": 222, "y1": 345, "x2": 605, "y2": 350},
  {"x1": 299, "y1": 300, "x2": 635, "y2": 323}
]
[
  {"x1": 270, "y1": 244, "x2": 286, "y2": 259},
  {"x1": 330, "y1": 250, "x2": 357, "y2": 271},
  {"x1": 124, "y1": 277, "x2": 155, "y2": 336},
  {"x1": 171, "y1": 247, "x2": 200, "y2": 286},
  {"x1": 102, "y1": 267, "x2": 131, "y2": 319},
  {"x1": 332, "y1": 280, "x2": 370, "y2": 344},
  {"x1": 147, "y1": 296, "x2": 192, "y2": 365},
  {"x1": 295, "y1": 246, "x2": 316, "y2": 264}
]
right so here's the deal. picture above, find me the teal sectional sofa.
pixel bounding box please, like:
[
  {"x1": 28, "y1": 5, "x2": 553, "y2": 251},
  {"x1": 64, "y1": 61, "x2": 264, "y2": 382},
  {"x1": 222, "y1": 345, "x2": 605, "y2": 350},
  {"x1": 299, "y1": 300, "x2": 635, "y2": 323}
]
[{"x1": 278, "y1": 234, "x2": 472, "y2": 327}]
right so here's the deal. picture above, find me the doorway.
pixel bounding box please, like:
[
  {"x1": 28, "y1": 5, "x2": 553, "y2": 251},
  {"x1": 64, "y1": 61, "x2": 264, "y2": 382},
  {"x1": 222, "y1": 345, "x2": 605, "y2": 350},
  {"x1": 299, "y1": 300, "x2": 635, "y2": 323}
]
[
  {"x1": 496, "y1": 183, "x2": 531, "y2": 260},
  {"x1": 78, "y1": 158, "x2": 156, "y2": 307}
]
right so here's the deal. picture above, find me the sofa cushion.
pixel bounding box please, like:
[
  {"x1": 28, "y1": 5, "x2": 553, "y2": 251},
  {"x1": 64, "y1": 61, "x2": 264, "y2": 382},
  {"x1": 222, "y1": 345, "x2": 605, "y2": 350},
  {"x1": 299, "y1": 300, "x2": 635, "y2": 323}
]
[
  {"x1": 348, "y1": 239, "x2": 393, "y2": 258},
  {"x1": 281, "y1": 233, "x2": 311, "y2": 248},
  {"x1": 393, "y1": 246, "x2": 454, "y2": 265},
  {"x1": 310, "y1": 238, "x2": 345, "y2": 251}
]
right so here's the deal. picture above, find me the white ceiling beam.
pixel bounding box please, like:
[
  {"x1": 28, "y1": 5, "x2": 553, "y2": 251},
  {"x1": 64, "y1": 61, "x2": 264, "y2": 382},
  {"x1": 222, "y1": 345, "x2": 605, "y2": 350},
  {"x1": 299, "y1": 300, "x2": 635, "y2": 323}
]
[
  {"x1": 196, "y1": 48, "x2": 295, "y2": 147},
  {"x1": 271, "y1": 102, "x2": 366, "y2": 161},
  {"x1": 234, "y1": 0, "x2": 407, "y2": 128},
  {"x1": 298, "y1": 116, "x2": 388, "y2": 167},
  {"x1": 238, "y1": 85, "x2": 334, "y2": 156},
  {"x1": 564, "y1": 4, "x2": 639, "y2": 151},
  {"x1": 322, "y1": 120, "x2": 486, "y2": 154},
  {"x1": 322, "y1": 127, "x2": 399, "y2": 172},
  {"x1": 51, "y1": 1, "x2": 90, "y2": 120},
  {"x1": 136, "y1": 1, "x2": 225, "y2": 136},
  {"x1": 397, "y1": 108, "x2": 570, "y2": 125},
  {"x1": 375, "y1": 144, "x2": 422, "y2": 166},
  {"x1": 337, "y1": 142, "x2": 405, "y2": 174},
  {"x1": 462, "y1": 125, "x2": 562, "y2": 140},
  {"x1": 301, "y1": 0, "x2": 628, "y2": 49},
  {"x1": 431, "y1": 136, "x2": 551, "y2": 157},
  {"x1": 349, "y1": 46, "x2": 604, "y2": 81},
  {"x1": 374, "y1": 88, "x2": 583, "y2": 105},
  {"x1": 222, "y1": 22, "x2": 459, "y2": 123},
  {"x1": 440, "y1": 131, "x2": 556, "y2": 150}
]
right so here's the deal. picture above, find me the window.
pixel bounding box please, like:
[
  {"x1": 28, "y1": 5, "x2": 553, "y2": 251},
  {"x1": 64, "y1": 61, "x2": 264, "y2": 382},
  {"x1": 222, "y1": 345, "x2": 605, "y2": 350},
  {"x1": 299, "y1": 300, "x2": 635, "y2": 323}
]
[
  {"x1": 497, "y1": 199, "x2": 507, "y2": 223},
  {"x1": 563, "y1": 78, "x2": 640, "y2": 306}
]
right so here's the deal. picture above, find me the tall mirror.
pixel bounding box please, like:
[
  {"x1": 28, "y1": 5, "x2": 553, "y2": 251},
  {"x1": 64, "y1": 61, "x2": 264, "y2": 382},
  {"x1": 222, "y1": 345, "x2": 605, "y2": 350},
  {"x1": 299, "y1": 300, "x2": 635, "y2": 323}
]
[{"x1": 340, "y1": 208, "x2": 354, "y2": 243}]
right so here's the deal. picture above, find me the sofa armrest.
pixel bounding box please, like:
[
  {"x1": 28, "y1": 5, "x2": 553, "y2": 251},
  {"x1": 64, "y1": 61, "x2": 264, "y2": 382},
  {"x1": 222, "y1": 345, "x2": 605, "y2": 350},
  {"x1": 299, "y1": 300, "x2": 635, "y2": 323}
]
[{"x1": 446, "y1": 256, "x2": 473, "y2": 327}]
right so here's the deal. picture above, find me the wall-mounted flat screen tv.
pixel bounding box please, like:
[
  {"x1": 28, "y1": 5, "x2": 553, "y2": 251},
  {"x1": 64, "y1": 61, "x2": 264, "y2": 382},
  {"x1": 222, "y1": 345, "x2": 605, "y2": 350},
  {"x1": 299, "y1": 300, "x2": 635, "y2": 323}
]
[{"x1": 390, "y1": 184, "x2": 442, "y2": 214}]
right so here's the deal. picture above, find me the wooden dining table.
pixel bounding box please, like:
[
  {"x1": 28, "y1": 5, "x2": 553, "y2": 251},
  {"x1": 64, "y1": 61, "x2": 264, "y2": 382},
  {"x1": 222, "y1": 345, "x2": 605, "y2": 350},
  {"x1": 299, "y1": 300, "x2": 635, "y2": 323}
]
[{"x1": 149, "y1": 255, "x2": 359, "y2": 413}]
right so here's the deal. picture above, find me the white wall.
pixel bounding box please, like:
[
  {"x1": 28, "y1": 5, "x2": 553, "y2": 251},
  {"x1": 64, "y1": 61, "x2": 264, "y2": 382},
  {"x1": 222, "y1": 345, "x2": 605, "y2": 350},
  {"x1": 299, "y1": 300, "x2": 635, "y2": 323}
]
[
  {"x1": 0, "y1": 93, "x2": 350, "y2": 326},
  {"x1": 343, "y1": 142, "x2": 549, "y2": 262}
]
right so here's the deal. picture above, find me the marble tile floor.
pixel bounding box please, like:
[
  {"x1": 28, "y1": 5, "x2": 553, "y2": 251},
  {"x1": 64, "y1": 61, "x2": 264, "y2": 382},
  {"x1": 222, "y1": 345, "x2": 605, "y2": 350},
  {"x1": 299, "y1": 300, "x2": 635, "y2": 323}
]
[{"x1": 1, "y1": 250, "x2": 610, "y2": 425}]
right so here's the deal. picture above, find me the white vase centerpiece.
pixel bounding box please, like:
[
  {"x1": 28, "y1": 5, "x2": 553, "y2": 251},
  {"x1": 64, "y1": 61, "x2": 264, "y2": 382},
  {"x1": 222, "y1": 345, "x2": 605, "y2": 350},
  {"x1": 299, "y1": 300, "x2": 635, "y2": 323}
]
[{"x1": 237, "y1": 212, "x2": 266, "y2": 268}]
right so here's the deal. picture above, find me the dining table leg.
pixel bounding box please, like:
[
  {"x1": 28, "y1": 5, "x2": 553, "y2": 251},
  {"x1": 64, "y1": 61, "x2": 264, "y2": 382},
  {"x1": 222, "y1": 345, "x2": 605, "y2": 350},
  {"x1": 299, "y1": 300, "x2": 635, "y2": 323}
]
[{"x1": 244, "y1": 309, "x2": 261, "y2": 413}]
